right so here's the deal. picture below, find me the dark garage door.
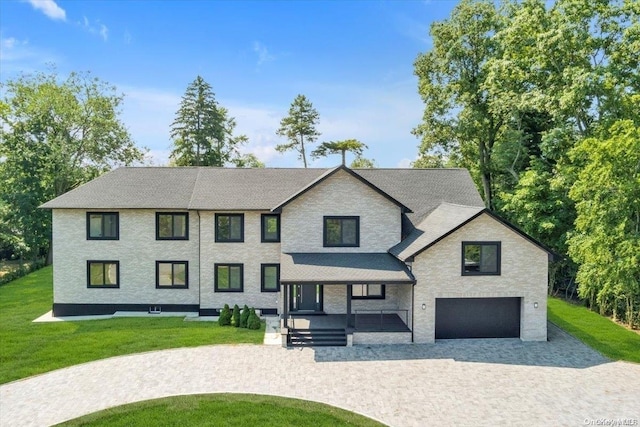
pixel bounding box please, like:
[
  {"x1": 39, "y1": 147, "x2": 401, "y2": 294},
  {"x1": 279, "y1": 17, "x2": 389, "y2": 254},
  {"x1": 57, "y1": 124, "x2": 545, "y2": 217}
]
[{"x1": 435, "y1": 297, "x2": 521, "y2": 339}]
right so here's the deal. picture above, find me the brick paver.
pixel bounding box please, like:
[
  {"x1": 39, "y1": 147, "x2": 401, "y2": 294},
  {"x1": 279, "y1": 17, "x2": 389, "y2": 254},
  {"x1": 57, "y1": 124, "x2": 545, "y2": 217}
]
[{"x1": 1, "y1": 324, "x2": 639, "y2": 426}]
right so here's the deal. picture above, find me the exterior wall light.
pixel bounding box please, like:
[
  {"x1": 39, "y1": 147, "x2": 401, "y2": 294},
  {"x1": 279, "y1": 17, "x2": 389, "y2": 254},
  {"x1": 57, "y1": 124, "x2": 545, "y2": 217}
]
[
  {"x1": 421, "y1": 303, "x2": 426, "y2": 310},
  {"x1": 534, "y1": 302, "x2": 538, "y2": 309}
]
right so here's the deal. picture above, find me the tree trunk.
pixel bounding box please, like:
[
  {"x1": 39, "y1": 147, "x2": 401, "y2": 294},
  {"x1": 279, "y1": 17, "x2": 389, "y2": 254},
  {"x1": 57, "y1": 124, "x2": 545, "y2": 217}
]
[
  {"x1": 341, "y1": 150, "x2": 346, "y2": 166},
  {"x1": 301, "y1": 135, "x2": 307, "y2": 168},
  {"x1": 478, "y1": 139, "x2": 492, "y2": 209}
]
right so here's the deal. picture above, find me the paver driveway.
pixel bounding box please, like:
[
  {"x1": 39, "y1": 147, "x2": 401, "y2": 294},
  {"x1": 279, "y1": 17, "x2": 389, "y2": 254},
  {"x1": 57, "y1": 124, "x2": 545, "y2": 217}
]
[{"x1": 1, "y1": 324, "x2": 639, "y2": 427}]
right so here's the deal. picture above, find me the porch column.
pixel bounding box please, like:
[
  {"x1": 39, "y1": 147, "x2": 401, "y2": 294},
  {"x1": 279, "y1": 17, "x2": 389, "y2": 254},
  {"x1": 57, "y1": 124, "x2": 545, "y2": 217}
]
[
  {"x1": 282, "y1": 284, "x2": 288, "y2": 320},
  {"x1": 346, "y1": 284, "x2": 352, "y2": 329}
]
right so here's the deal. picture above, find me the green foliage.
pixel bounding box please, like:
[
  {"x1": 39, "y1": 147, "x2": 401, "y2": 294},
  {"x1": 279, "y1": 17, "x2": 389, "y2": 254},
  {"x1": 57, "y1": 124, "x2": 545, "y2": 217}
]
[
  {"x1": 170, "y1": 76, "x2": 248, "y2": 167},
  {"x1": 0, "y1": 259, "x2": 46, "y2": 286},
  {"x1": 567, "y1": 121, "x2": 640, "y2": 327},
  {"x1": 0, "y1": 70, "x2": 145, "y2": 260},
  {"x1": 350, "y1": 156, "x2": 376, "y2": 168},
  {"x1": 231, "y1": 304, "x2": 241, "y2": 327},
  {"x1": 240, "y1": 305, "x2": 250, "y2": 328},
  {"x1": 218, "y1": 304, "x2": 232, "y2": 326},
  {"x1": 247, "y1": 308, "x2": 261, "y2": 330},
  {"x1": 233, "y1": 153, "x2": 265, "y2": 168},
  {"x1": 275, "y1": 94, "x2": 320, "y2": 168},
  {"x1": 0, "y1": 268, "x2": 263, "y2": 384},
  {"x1": 548, "y1": 297, "x2": 640, "y2": 363},
  {"x1": 311, "y1": 139, "x2": 368, "y2": 166},
  {"x1": 57, "y1": 394, "x2": 385, "y2": 427}
]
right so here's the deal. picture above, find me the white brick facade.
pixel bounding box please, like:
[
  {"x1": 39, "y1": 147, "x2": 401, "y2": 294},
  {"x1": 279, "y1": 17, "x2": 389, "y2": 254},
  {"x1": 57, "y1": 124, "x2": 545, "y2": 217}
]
[{"x1": 411, "y1": 213, "x2": 548, "y2": 343}]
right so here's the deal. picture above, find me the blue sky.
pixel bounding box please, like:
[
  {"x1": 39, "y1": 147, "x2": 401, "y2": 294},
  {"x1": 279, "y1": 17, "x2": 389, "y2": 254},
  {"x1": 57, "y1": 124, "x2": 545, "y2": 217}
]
[{"x1": 1, "y1": 0, "x2": 458, "y2": 167}]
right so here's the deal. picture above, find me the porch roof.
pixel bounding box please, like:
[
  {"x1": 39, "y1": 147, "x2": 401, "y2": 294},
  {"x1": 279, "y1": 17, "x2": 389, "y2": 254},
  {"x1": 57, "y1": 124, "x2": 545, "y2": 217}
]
[{"x1": 280, "y1": 252, "x2": 415, "y2": 285}]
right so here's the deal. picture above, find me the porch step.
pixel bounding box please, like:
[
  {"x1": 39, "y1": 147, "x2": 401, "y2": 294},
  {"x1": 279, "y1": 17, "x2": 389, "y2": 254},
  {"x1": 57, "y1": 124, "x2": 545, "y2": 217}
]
[{"x1": 288, "y1": 328, "x2": 347, "y2": 347}]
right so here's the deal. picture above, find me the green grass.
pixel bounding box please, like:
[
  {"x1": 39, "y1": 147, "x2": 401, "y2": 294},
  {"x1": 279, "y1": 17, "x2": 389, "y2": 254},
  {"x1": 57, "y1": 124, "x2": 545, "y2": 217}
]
[
  {"x1": 55, "y1": 394, "x2": 385, "y2": 427},
  {"x1": 548, "y1": 296, "x2": 640, "y2": 363},
  {"x1": 0, "y1": 266, "x2": 264, "y2": 384}
]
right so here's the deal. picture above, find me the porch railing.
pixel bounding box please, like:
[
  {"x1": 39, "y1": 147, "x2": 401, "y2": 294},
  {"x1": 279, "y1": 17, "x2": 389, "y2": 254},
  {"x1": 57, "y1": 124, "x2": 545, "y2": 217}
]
[{"x1": 354, "y1": 309, "x2": 409, "y2": 332}]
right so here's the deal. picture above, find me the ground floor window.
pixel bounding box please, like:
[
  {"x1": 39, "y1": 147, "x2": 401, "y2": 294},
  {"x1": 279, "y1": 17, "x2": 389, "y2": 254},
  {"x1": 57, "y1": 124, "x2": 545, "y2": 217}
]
[
  {"x1": 261, "y1": 264, "x2": 280, "y2": 292},
  {"x1": 351, "y1": 284, "x2": 385, "y2": 299},
  {"x1": 156, "y1": 261, "x2": 188, "y2": 288},
  {"x1": 87, "y1": 261, "x2": 119, "y2": 288},
  {"x1": 215, "y1": 264, "x2": 243, "y2": 292}
]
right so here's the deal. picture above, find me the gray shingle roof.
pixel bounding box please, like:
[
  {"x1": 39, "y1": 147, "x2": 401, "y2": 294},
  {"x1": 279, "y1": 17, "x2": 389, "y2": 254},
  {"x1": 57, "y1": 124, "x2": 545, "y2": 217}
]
[
  {"x1": 280, "y1": 253, "x2": 415, "y2": 284},
  {"x1": 389, "y1": 203, "x2": 485, "y2": 261},
  {"x1": 40, "y1": 167, "x2": 485, "y2": 222}
]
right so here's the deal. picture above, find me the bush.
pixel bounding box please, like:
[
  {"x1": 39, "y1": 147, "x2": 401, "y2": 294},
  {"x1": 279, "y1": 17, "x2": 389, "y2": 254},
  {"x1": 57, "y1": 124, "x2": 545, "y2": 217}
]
[
  {"x1": 218, "y1": 304, "x2": 231, "y2": 326},
  {"x1": 247, "y1": 308, "x2": 261, "y2": 330},
  {"x1": 0, "y1": 259, "x2": 46, "y2": 286},
  {"x1": 231, "y1": 304, "x2": 241, "y2": 327},
  {"x1": 240, "y1": 305, "x2": 250, "y2": 328}
]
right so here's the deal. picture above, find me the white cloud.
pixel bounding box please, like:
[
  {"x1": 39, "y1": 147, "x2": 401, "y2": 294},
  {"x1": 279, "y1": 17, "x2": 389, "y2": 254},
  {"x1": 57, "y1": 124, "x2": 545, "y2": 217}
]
[
  {"x1": 80, "y1": 16, "x2": 109, "y2": 41},
  {"x1": 0, "y1": 36, "x2": 60, "y2": 74},
  {"x1": 253, "y1": 41, "x2": 275, "y2": 66},
  {"x1": 396, "y1": 158, "x2": 413, "y2": 168},
  {"x1": 24, "y1": 0, "x2": 66, "y2": 21}
]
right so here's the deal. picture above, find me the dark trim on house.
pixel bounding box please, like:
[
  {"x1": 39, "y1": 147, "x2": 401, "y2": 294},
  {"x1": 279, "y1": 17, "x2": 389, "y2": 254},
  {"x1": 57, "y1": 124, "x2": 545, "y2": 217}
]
[
  {"x1": 199, "y1": 307, "x2": 278, "y2": 316},
  {"x1": 155, "y1": 212, "x2": 189, "y2": 240},
  {"x1": 461, "y1": 241, "x2": 501, "y2": 276},
  {"x1": 215, "y1": 213, "x2": 245, "y2": 242},
  {"x1": 323, "y1": 216, "x2": 360, "y2": 247},
  {"x1": 280, "y1": 279, "x2": 414, "y2": 285},
  {"x1": 271, "y1": 165, "x2": 412, "y2": 213},
  {"x1": 86, "y1": 260, "x2": 120, "y2": 288},
  {"x1": 407, "y1": 209, "x2": 560, "y2": 260},
  {"x1": 351, "y1": 284, "x2": 386, "y2": 299},
  {"x1": 86, "y1": 212, "x2": 119, "y2": 240},
  {"x1": 261, "y1": 263, "x2": 280, "y2": 292},
  {"x1": 261, "y1": 214, "x2": 281, "y2": 242},
  {"x1": 214, "y1": 263, "x2": 244, "y2": 292},
  {"x1": 155, "y1": 260, "x2": 189, "y2": 289},
  {"x1": 52, "y1": 303, "x2": 199, "y2": 317}
]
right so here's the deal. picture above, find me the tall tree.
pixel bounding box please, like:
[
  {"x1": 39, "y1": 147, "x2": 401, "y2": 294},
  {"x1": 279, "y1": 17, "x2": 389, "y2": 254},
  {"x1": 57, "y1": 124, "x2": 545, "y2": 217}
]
[
  {"x1": 0, "y1": 70, "x2": 145, "y2": 261},
  {"x1": 567, "y1": 120, "x2": 640, "y2": 327},
  {"x1": 413, "y1": 0, "x2": 505, "y2": 208},
  {"x1": 275, "y1": 94, "x2": 320, "y2": 168},
  {"x1": 170, "y1": 76, "x2": 247, "y2": 166},
  {"x1": 311, "y1": 139, "x2": 367, "y2": 166},
  {"x1": 350, "y1": 156, "x2": 376, "y2": 168}
]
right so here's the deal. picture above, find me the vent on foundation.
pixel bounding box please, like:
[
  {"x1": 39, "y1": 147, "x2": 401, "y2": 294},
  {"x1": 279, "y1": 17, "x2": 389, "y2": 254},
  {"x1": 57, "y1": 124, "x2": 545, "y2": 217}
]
[{"x1": 149, "y1": 306, "x2": 162, "y2": 314}]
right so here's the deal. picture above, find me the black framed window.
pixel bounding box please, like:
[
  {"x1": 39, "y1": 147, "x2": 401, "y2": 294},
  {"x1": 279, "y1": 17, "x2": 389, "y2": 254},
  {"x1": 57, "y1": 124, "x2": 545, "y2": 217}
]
[
  {"x1": 261, "y1": 264, "x2": 280, "y2": 292},
  {"x1": 324, "y1": 216, "x2": 359, "y2": 247},
  {"x1": 261, "y1": 214, "x2": 280, "y2": 243},
  {"x1": 215, "y1": 214, "x2": 244, "y2": 242},
  {"x1": 156, "y1": 261, "x2": 189, "y2": 288},
  {"x1": 215, "y1": 264, "x2": 244, "y2": 292},
  {"x1": 462, "y1": 242, "x2": 501, "y2": 275},
  {"x1": 156, "y1": 213, "x2": 188, "y2": 240},
  {"x1": 87, "y1": 261, "x2": 119, "y2": 288},
  {"x1": 351, "y1": 284, "x2": 385, "y2": 299},
  {"x1": 87, "y1": 212, "x2": 119, "y2": 240}
]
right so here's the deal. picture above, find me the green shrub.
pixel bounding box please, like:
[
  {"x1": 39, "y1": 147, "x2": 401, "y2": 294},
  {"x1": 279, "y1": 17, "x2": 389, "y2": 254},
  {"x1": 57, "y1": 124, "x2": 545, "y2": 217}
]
[
  {"x1": 231, "y1": 304, "x2": 241, "y2": 327},
  {"x1": 218, "y1": 304, "x2": 231, "y2": 326},
  {"x1": 0, "y1": 259, "x2": 46, "y2": 286},
  {"x1": 247, "y1": 308, "x2": 261, "y2": 330},
  {"x1": 240, "y1": 305, "x2": 250, "y2": 328}
]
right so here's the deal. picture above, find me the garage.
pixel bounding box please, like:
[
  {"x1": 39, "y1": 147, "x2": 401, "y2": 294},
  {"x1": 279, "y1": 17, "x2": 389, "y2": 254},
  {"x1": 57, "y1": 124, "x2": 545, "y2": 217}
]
[{"x1": 435, "y1": 297, "x2": 521, "y2": 339}]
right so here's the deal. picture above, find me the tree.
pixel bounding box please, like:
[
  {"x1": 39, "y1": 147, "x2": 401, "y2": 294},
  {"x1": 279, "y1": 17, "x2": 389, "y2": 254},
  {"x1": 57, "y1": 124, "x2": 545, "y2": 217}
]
[
  {"x1": 311, "y1": 139, "x2": 367, "y2": 166},
  {"x1": 413, "y1": 0, "x2": 506, "y2": 208},
  {"x1": 170, "y1": 76, "x2": 248, "y2": 166},
  {"x1": 350, "y1": 156, "x2": 376, "y2": 168},
  {"x1": 567, "y1": 120, "x2": 640, "y2": 327},
  {"x1": 0, "y1": 70, "x2": 145, "y2": 261},
  {"x1": 233, "y1": 153, "x2": 265, "y2": 168},
  {"x1": 275, "y1": 94, "x2": 320, "y2": 168}
]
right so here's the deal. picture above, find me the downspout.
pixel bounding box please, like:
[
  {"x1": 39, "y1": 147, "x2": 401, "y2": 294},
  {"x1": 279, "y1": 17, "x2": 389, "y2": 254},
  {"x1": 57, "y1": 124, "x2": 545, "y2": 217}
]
[{"x1": 197, "y1": 210, "x2": 201, "y2": 314}]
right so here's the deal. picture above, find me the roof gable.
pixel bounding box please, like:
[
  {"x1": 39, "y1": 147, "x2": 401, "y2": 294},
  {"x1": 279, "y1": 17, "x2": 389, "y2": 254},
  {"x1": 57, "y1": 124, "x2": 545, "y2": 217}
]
[{"x1": 271, "y1": 165, "x2": 411, "y2": 213}]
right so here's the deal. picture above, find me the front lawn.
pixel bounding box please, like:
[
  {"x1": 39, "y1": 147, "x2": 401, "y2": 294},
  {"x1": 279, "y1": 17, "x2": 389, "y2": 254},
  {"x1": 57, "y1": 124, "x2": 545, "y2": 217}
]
[
  {"x1": 0, "y1": 266, "x2": 264, "y2": 384},
  {"x1": 548, "y1": 296, "x2": 640, "y2": 363},
  {"x1": 56, "y1": 394, "x2": 385, "y2": 427}
]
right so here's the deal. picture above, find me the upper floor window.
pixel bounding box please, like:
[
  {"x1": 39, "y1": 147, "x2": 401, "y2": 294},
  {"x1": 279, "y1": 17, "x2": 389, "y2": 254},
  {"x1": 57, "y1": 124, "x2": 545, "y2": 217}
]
[
  {"x1": 156, "y1": 212, "x2": 188, "y2": 240},
  {"x1": 87, "y1": 261, "x2": 119, "y2": 288},
  {"x1": 215, "y1": 264, "x2": 244, "y2": 292},
  {"x1": 261, "y1": 214, "x2": 280, "y2": 243},
  {"x1": 324, "y1": 216, "x2": 359, "y2": 247},
  {"x1": 351, "y1": 284, "x2": 385, "y2": 299},
  {"x1": 215, "y1": 214, "x2": 244, "y2": 242},
  {"x1": 261, "y1": 264, "x2": 280, "y2": 292},
  {"x1": 156, "y1": 261, "x2": 189, "y2": 288},
  {"x1": 87, "y1": 212, "x2": 119, "y2": 240},
  {"x1": 462, "y1": 242, "x2": 501, "y2": 275}
]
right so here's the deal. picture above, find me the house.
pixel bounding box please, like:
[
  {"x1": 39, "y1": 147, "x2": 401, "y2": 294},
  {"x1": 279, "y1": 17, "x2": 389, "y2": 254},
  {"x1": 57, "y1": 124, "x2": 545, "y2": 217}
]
[{"x1": 40, "y1": 165, "x2": 552, "y2": 346}]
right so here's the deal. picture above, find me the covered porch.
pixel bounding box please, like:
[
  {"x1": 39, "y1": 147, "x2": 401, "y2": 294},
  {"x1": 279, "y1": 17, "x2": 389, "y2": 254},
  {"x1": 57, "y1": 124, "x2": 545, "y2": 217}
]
[{"x1": 279, "y1": 252, "x2": 415, "y2": 346}]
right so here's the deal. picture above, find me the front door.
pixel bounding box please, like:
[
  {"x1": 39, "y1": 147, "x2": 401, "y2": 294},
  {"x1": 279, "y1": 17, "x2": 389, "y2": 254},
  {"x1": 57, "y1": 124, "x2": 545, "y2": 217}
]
[{"x1": 291, "y1": 284, "x2": 322, "y2": 312}]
